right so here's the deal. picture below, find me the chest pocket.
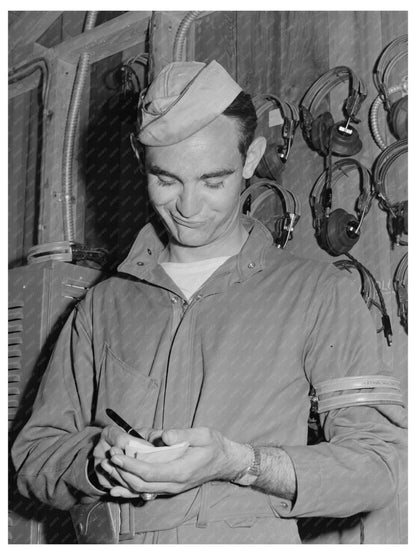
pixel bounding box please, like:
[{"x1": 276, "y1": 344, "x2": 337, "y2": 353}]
[{"x1": 95, "y1": 343, "x2": 160, "y2": 428}]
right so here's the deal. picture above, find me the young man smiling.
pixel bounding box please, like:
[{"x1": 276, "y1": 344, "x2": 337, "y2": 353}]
[{"x1": 12, "y1": 60, "x2": 406, "y2": 544}]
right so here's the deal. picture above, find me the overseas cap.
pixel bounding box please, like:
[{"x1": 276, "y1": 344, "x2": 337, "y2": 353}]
[{"x1": 138, "y1": 60, "x2": 242, "y2": 146}]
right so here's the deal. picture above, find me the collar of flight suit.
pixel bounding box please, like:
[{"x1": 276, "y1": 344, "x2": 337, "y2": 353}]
[{"x1": 117, "y1": 215, "x2": 276, "y2": 292}]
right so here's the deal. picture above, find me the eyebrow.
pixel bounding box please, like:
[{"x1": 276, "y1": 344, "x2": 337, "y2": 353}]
[{"x1": 147, "y1": 164, "x2": 236, "y2": 182}]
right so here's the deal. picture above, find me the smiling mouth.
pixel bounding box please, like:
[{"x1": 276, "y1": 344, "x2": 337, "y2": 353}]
[{"x1": 172, "y1": 216, "x2": 205, "y2": 228}]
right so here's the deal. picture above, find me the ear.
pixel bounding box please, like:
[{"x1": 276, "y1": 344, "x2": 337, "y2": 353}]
[{"x1": 242, "y1": 136, "x2": 267, "y2": 179}]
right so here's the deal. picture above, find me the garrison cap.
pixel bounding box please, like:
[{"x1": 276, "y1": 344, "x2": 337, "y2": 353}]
[{"x1": 138, "y1": 60, "x2": 242, "y2": 146}]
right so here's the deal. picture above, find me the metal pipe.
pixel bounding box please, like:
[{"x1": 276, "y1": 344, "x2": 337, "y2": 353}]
[
  {"x1": 61, "y1": 11, "x2": 98, "y2": 241},
  {"x1": 172, "y1": 11, "x2": 201, "y2": 62}
]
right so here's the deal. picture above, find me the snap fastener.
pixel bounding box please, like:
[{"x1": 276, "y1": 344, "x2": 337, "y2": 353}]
[
  {"x1": 136, "y1": 261, "x2": 144, "y2": 266},
  {"x1": 248, "y1": 262, "x2": 256, "y2": 269},
  {"x1": 147, "y1": 249, "x2": 152, "y2": 255},
  {"x1": 280, "y1": 501, "x2": 288, "y2": 508}
]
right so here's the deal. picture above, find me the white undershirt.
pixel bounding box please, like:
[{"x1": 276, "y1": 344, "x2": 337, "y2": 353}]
[{"x1": 160, "y1": 256, "x2": 231, "y2": 300}]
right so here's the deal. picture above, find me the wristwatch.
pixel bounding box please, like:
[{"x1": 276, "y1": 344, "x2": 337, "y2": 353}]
[{"x1": 231, "y1": 444, "x2": 261, "y2": 486}]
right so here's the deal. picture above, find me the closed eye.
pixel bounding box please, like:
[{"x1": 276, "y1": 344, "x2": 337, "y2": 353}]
[
  {"x1": 204, "y1": 181, "x2": 224, "y2": 189},
  {"x1": 157, "y1": 177, "x2": 177, "y2": 186}
]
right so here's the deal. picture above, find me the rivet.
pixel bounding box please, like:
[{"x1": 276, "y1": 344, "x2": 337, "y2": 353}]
[
  {"x1": 136, "y1": 261, "x2": 144, "y2": 266},
  {"x1": 248, "y1": 262, "x2": 256, "y2": 269},
  {"x1": 171, "y1": 297, "x2": 178, "y2": 303},
  {"x1": 147, "y1": 249, "x2": 152, "y2": 255}
]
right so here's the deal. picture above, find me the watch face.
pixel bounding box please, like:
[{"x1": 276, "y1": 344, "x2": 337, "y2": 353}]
[{"x1": 233, "y1": 446, "x2": 261, "y2": 486}]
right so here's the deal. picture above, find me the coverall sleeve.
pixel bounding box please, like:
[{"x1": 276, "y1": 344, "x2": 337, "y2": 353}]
[
  {"x1": 11, "y1": 295, "x2": 104, "y2": 511},
  {"x1": 280, "y1": 271, "x2": 407, "y2": 519}
]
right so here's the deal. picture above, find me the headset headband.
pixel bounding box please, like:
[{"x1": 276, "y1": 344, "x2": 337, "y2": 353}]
[
  {"x1": 301, "y1": 66, "x2": 367, "y2": 123},
  {"x1": 311, "y1": 158, "x2": 372, "y2": 223},
  {"x1": 374, "y1": 34, "x2": 408, "y2": 103},
  {"x1": 253, "y1": 94, "x2": 299, "y2": 159},
  {"x1": 240, "y1": 179, "x2": 301, "y2": 248}
]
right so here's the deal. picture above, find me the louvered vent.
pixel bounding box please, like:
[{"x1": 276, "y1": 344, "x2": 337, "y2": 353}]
[{"x1": 8, "y1": 301, "x2": 24, "y2": 429}]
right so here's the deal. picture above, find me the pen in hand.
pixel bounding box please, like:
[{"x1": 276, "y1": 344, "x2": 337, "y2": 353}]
[
  {"x1": 105, "y1": 408, "x2": 156, "y2": 502},
  {"x1": 105, "y1": 408, "x2": 146, "y2": 440}
]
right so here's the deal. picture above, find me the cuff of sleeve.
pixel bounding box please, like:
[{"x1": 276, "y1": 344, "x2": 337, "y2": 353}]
[
  {"x1": 70, "y1": 445, "x2": 107, "y2": 498},
  {"x1": 85, "y1": 456, "x2": 108, "y2": 496},
  {"x1": 269, "y1": 445, "x2": 323, "y2": 518}
]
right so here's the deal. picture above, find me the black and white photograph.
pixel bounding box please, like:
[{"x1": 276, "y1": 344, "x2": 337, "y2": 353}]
[{"x1": 7, "y1": 6, "x2": 408, "y2": 545}]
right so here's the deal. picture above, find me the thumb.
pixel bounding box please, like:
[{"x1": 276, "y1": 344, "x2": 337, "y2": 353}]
[{"x1": 162, "y1": 427, "x2": 212, "y2": 446}]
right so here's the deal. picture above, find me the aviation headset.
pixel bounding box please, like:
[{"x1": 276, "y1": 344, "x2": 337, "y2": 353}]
[
  {"x1": 334, "y1": 254, "x2": 393, "y2": 346},
  {"x1": 373, "y1": 138, "x2": 408, "y2": 246},
  {"x1": 240, "y1": 179, "x2": 301, "y2": 248},
  {"x1": 373, "y1": 34, "x2": 408, "y2": 142},
  {"x1": 300, "y1": 66, "x2": 367, "y2": 157},
  {"x1": 311, "y1": 158, "x2": 373, "y2": 256},
  {"x1": 252, "y1": 94, "x2": 299, "y2": 181},
  {"x1": 393, "y1": 251, "x2": 408, "y2": 332}
]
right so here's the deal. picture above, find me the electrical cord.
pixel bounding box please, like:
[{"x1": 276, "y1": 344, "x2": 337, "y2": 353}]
[
  {"x1": 393, "y1": 252, "x2": 408, "y2": 331},
  {"x1": 370, "y1": 84, "x2": 403, "y2": 150},
  {"x1": 373, "y1": 139, "x2": 407, "y2": 246},
  {"x1": 335, "y1": 253, "x2": 393, "y2": 346},
  {"x1": 9, "y1": 57, "x2": 50, "y2": 110}
]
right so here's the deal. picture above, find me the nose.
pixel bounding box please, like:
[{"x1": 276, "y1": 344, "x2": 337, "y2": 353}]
[{"x1": 176, "y1": 184, "x2": 200, "y2": 218}]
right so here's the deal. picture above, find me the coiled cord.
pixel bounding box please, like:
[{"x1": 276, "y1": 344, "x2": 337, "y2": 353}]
[{"x1": 369, "y1": 84, "x2": 403, "y2": 150}]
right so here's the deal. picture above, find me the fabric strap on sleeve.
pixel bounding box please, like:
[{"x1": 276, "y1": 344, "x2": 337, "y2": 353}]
[{"x1": 313, "y1": 375, "x2": 404, "y2": 413}]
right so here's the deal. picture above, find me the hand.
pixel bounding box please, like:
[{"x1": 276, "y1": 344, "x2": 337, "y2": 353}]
[
  {"x1": 92, "y1": 425, "x2": 153, "y2": 494},
  {"x1": 104, "y1": 427, "x2": 252, "y2": 499}
]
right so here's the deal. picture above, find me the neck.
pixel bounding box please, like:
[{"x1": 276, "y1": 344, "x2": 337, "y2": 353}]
[{"x1": 162, "y1": 220, "x2": 248, "y2": 263}]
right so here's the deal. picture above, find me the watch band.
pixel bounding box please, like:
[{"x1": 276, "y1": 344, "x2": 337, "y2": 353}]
[{"x1": 231, "y1": 444, "x2": 261, "y2": 486}]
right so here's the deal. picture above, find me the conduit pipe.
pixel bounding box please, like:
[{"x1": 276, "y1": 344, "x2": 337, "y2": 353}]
[
  {"x1": 61, "y1": 11, "x2": 98, "y2": 241},
  {"x1": 172, "y1": 11, "x2": 201, "y2": 62}
]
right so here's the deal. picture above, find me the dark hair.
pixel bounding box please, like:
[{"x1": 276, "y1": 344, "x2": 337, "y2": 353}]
[{"x1": 222, "y1": 91, "x2": 257, "y2": 159}]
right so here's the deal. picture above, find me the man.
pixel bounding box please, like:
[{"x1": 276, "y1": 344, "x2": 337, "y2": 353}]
[{"x1": 12, "y1": 60, "x2": 406, "y2": 544}]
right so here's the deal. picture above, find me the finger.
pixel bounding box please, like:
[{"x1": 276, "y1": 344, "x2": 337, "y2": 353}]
[
  {"x1": 101, "y1": 426, "x2": 132, "y2": 449},
  {"x1": 136, "y1": 427, "x2": 156, "y2": 441},
  {"x1": 110, "y1": 453, "x2": 189, "y2": 482},
  {"x1": 101, "y1": 460, "x2": 135, "y2": 489},
  {"x1": 109, "y1": 487, "x2": 157, "y2": 501},
  {"x1": 109, "y1": 486, "x2": 142, "y2": 499},
  {"x1": 162, "y1": 427, "x2": 212, "y2": 447},
  {"x1": 146, "y1": 429, "x2": 165, "y2": 446},
  {"x1": 113, "y1": 469, "x2": 178, "y2": 495},
  {"x1": 108, "y1": 462, "x2": 181, "y2": 494},
  {"x1": 95, "y1": 468, "x2": 113, "y2": 489},
  {"x1": 109, "y1": 446, "x2": 124, "y2": 457}
]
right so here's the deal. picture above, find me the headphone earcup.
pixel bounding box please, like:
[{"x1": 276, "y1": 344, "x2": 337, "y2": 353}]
[
  {"x1": 255, "y1": 143, "x2": 285, "y2": 181},
  {"x1": 321, "y1": 208, "x2": 360, "y2": 256},
  {"x1": 331, "y1": 123, "x2": 363, "y2": 156},
  {"x1": 310, "y1": 112, "x2": 334, "y2": 156},
  {"x1": 389, "y1": 95, "x2": 408, "y2": 140}
]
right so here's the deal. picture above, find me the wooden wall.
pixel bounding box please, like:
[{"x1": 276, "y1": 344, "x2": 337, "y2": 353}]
[{"x1": 187, "y1": 11, "x2": 408, "y2": 397}]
